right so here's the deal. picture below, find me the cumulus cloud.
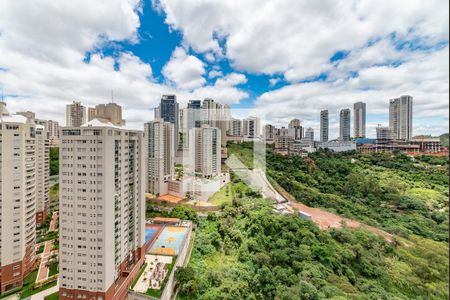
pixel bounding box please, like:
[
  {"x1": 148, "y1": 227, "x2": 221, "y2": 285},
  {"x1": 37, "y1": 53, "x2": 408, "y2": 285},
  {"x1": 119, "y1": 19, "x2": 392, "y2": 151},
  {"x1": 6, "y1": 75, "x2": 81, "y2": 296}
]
[
  {"x1": 0, "y1": 0, "x2": 248, "y2": 130},
  {"x1": 155, "y1": 0, "x2": 449, "y2": 136},
  {"x1": 162, "y1": 47, "x2": 206, "y2": 90}
]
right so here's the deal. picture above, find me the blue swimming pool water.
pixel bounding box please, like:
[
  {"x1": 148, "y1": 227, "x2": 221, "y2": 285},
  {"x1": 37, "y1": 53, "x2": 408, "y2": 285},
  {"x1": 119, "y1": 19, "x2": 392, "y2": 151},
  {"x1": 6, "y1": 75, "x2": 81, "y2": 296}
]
[{"x1": 145, "y1": 226, "x2": 160, "y2": 243}]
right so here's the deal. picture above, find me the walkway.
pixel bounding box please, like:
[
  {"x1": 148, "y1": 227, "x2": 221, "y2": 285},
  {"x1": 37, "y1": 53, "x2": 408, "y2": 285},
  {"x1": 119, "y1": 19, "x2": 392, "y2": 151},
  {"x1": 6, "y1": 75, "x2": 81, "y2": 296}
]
[
  {"x1": 36, "y1": 211, "x2": 59, "y2": 283},
  {"x1": 23, "y1": 281, "x2": 59, "y2": 300}
]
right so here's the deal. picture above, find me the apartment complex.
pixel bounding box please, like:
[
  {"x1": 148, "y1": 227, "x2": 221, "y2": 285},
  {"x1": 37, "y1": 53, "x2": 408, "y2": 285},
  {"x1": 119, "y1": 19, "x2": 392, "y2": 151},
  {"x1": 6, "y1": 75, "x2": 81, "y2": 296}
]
[
  {"x1": 35, "y1": 125, "x2": 50, "y2": 224},
  {"x1": 188, "y1": 125, "x2": 221, "y2": 178},
  {"x1": 88, "y1": 102, "x2": 125, "y2": 126},
  {"x1": 353, "y1": 102, "x2": 366, "y2": 138},
  {"x1": 144, "y1": 120, "x2": 175, "y2": 196},
  {"x1": 156, "y1": 95, "x2": 179, "y2": 151},
  {"x1": 288, "y1": 118, "x2": 303, "y2": 140},
  {"x1": 305, "y1": 127, "x2": 314, "y2": 141},
  {"x1": 320, "y1": 110, "x2": 329, "y2": 142},
  {"x1": 59, "y1": 119, "x2": 146, "y2": 300},
  {"x1": 339, "y1": 108, "x2": 351, "y2": 142},
  {"x1": 243, "y1": 117, "x2": 260, "y2": 138},
  {"x1": 0, "y1": 103, "x2": 38, "y2": 293},
  {"x1": 47, "y1": 120, "x2": 60, "y2": 146},
  {"x1": 66, "y1": 101, "x2": 86, "y2": 127},
  {"x1": 229, "y1": 118, "x2": 243, "y2": 137},
  {"x1": 389, "y1": 95, "x2": 413, "y2": 140}
]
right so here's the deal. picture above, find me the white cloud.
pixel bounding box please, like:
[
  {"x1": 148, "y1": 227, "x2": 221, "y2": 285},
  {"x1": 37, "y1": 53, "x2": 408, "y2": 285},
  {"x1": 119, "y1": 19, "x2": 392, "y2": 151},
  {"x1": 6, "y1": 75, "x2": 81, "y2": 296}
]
[
  {"x1": 0, "y1": 0, "x2": 248, "y2": 130},
  {"x1": 162, "y1": 47, "x2": 206, "y2": 90},
  {"x1": 208, "y1": 70, "x2": 223, "y2": 79},
  {"x1": 155, "y1": 0, "x2": 448, "y2": 81}
]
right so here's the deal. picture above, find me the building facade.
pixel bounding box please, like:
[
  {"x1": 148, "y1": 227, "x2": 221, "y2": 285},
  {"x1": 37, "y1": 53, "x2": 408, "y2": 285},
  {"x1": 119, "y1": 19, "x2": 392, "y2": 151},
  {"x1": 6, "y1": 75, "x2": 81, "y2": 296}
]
[
  {"x1": 320, "y1": 110, "x2": 329, "y2": 142},
  {"x1": 243, "y1": 117, "x2": 260, "y2": 138},
  {"x1": 339, "y1": 108, "x2": 351, "y2": 142},
  {"x1": 389, "y1": 95, "x2": 413, "y2": 140},
  {"x1": 188, "y1": 125, "x2": 221, "y2": 178},
  {"x1": 35, "y1": 125, "x2": 50, "y2": 224},
  {"x1": 0, "y1": 104, "x2": 37, "y2": 293},
  {"x1": 59, "y1": 120, "x2": 146, "y2": 300},
  {"x1": 157, "y1": 95, "x2": 179, "y2": 151},
  {"x1": 90, "y1": 103, "x2": 125, "y2": 126},
  {"x1": 288, "y1": 119, "x2": 303, "y2": 140},
  {"x1": 353, "y1": 102, "x2": 366, "y2": 138},
  {"x1": 145, "y1": 120, "x2": 175, "y2": 196},
  {"x1": 66, "y1": 101, "x2": 86, "y2": 127},
  {"x1": 305, "y1": 127, "x2": 314, "y2": 141}
]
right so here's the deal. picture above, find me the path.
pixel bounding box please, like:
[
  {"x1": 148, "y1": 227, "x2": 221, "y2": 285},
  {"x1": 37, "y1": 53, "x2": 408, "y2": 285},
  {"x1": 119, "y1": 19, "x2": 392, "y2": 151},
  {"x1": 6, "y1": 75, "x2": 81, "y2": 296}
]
[{"x1": 36, "y1": 211, "x2": 59, "y2": 284}]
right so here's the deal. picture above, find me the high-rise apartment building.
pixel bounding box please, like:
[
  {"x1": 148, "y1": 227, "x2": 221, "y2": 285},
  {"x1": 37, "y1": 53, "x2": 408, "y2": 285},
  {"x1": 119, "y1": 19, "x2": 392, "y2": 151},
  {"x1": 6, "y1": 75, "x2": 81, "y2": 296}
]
[
  {"x1": 35, "y1": 125, "x2": 50, "y2": 224},
  {"x1": 47, "y1": 120, "x2": 60, "y2": 146},
  {"x1": 59, "y1": 119, "x2": 146, "y2": 300},
  {"x1": 145, "y1": 119, "x2": 175, "y2": 196},
  {"x1": 339, "y1": 108, "x2": 351, "y2": 142},
  {"x1": 353, "y1": 102, "x2": 366, "y2": 138},
  {"x1": 229, "y1": 118, "x2": 242, "y2": 137},
  {"x1": 243, "y1": 117, "x2": 260, "y2": 138},
  {"x1": 157, "y1": 95, "x2": 179, "y2": 151},
  {"x1": 320, "y1": 110, "x2": 329, "y2": 142},
  {"x1": 389, "y1": 95, "x2": 413, "y2": 140},
  {"x1": 0, "y1": 103, "x2": 37, "y2": 293},
  {"x1": 188, "y1": 125, "x2": 221, "y2": 178},
  {"x1": 305, "y1": 127, "x2": 314, "y2": 141},
  {"x1": 91, "y1": 102, "x2": 125, "y2": 126},
  {"x1": 66, "y1": 101, "x2": 86, "y2": 127},
  {"x1": 87, "y1": 107, "x2": 97, "y2": 122},
  {"x1": 263, "y1": 124, "x2": 276, "y2": 141},
  {"x1": 288, "y1": 119, "x2": 303, "y2": 140}
]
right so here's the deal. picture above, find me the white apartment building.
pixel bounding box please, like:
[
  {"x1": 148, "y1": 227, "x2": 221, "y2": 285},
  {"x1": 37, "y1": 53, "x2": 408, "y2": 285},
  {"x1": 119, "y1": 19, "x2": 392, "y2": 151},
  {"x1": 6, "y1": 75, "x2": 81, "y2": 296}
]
[
  {"x1": 389, "y1": 95, "x2": 413, "y2": 140},
  {"x1": 0, "y1": 103, "x2": 37, "y2": 293},
  {"x1": 288, "y1": 118, "x2": 303, "y2": 140},
  {"x1": 47, "y1": 120, "x2": 60, "y2": 146},
  {"x1": 35, "y1": 125, "x2": 50, "y2": 225},
  {"x1": 243, "y1": 117, "x2": 260, "y2": 138},
  {"x1": 144, "y1": 120, "x2": 174, "y2": 196},
  {"x1": 229, "y1": 118, "x2": 243, "y2": 137},
  {"x1": 59, "y1": 118, "x2": 146, "y2": 300},
  {"x1": 188, "y1": 125, "x2": 221, "y2": 178},
  {"x1": 305, "y1": 127, "x2": 314, "y2": 141},
  {"x1": 66, "y1": 101, "x2": 86, "y2": 127}
]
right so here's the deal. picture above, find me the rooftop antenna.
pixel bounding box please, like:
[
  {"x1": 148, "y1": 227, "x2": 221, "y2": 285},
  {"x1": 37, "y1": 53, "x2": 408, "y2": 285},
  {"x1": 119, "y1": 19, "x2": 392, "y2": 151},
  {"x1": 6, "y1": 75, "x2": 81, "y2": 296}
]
[{"x1": 111, "y1": 89, "x2": 114, "y2": 103}]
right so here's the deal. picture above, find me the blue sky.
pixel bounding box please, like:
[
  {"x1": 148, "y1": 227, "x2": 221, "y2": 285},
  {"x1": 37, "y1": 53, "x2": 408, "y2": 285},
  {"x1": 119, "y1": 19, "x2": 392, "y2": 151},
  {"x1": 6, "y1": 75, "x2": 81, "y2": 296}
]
[{"x1": 0, "y1": 0, "x2": 448, "y2": 138}]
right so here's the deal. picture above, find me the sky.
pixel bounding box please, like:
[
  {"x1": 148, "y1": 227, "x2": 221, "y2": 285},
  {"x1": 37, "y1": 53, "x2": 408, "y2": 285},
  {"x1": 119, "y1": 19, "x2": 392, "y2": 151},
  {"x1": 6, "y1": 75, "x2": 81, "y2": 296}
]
[{"x1": 0, "y1": 0, "x2": 448, "y2": 139}]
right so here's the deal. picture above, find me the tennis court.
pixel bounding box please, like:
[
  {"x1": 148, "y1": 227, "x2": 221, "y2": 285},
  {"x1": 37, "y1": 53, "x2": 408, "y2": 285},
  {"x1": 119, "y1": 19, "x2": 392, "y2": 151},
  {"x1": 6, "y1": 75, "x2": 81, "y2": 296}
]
[{"x1": 145, "y1": 224, "x2": 162, "y2": 243}]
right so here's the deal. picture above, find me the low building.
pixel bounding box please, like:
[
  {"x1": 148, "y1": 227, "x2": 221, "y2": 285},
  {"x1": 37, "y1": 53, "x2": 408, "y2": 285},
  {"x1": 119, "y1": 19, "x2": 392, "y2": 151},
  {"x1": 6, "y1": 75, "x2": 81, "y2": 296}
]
[{"x1": 318, "y1": 140, "x2": 357, "y2": 152}]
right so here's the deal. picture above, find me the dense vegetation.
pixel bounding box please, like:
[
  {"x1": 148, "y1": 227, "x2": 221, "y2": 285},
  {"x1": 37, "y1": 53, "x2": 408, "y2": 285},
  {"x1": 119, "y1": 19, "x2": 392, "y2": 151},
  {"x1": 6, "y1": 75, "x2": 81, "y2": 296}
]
[
  {"x1": 440, "y1": 133, "x2": 449, "y2": 147},
  {"x1": 176, "y1": 197, "x2": 448, "y2": 299},
  {"x1": 49, "y1": 147, "x2": 59, "y2": 176},
  {"x1": 228, "y1": 142, "x2": 449, "y2": 242}
]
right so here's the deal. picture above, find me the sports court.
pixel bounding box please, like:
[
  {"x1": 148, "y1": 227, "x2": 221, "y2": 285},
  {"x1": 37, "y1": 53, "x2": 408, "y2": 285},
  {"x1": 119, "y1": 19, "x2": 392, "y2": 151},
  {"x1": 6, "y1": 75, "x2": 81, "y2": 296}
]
[{"x1": 149, "y1": 226, "x2": 188, "y2": 256}]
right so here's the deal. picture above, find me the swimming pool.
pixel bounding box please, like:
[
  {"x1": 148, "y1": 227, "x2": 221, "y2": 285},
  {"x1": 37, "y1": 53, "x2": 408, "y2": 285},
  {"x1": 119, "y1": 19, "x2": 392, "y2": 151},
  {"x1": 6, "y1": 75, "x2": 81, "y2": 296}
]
[
  {"x1": 149, "y1": 226, "x2": 188, "y2": 256},
  {"x1": 145, "y1": 225, "x2": 161, "y2": 243}
]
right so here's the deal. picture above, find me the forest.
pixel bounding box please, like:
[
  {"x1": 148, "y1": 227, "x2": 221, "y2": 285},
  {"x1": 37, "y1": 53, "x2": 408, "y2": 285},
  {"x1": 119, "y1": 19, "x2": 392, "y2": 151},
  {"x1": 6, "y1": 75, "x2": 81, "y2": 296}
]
[{"x1": 173, "y1": 143, "x2": 448, "y2": 299}]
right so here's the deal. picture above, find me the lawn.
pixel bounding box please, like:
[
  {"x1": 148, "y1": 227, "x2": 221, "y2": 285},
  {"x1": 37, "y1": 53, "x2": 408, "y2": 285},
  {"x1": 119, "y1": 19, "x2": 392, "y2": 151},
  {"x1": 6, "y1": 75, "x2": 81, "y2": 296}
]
[
  {"x1": 45, "y1": 291, "x2": 59, "y2": 300},
  {"x1": 208, "y1": 184, "x2": 232, "y2": 206},
  {"x1": 48, "y1": 262, "x2": 58, "y2": 277},
  {"x1": 19, "y1": 270, "x2": 57, "y2": 299},
  {"x1": 36, "y1": 244, "x2": 45, "y2": 254}
]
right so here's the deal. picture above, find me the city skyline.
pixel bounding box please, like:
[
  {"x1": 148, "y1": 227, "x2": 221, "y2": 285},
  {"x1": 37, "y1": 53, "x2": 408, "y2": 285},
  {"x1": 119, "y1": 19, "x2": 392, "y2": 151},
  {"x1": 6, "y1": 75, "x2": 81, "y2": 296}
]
[{"x1": 0, "y1": 1, "x2": 448, "y2": 138}]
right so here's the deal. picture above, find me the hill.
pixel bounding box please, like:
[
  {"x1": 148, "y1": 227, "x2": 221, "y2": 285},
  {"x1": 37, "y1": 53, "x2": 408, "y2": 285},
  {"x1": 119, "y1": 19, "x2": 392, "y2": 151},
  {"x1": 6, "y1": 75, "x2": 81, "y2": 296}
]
[
  {"x1": 440, "y1": 133, "x2": 449, "y2": 147},
  {"x1": 174, "y1": 143, "x2": 449, "y2": 299}
]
